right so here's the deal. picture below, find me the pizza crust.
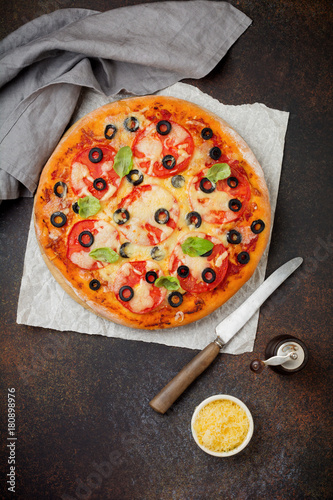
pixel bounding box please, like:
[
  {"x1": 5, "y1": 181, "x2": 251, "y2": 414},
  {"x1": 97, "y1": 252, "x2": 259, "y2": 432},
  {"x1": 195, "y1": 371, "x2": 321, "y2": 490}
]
[{"x1": 34, "y1": 96, "x2": 271, "y2": 330}]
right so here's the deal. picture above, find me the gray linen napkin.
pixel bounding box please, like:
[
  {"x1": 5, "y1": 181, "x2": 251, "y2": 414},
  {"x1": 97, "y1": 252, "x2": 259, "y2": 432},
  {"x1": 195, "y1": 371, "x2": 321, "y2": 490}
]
[{"x1": 0, "y1": 1, "x2": 251, "y2": 200}]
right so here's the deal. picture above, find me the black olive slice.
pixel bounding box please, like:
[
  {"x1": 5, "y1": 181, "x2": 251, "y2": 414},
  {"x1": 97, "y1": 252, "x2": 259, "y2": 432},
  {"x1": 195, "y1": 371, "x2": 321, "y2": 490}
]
[
  {"x1": 171, "y1": 175, "x2": 185, "y2": 188},
  {"x1": 200, "y1": 178, "x2": 216, "y2": 193},
  {"x1": 119, "y1": 242, "x2": 131, "y2": 258},
  {"x1": 251, "y1": 219, "x2": 265, "y2": 234},
  {"x1": 119, "y1": 286, "x2": 134, "y2": 302},
  {"x1": 156, "y1": 120, "x2": 171, "y2": 136},
  {"x1": 54, "y1": 181, "x2": 67, "y2": 198},
  {"x1": 201, "y1": 128, "x2": 213, "y2": 140},
  {"x1": 201, "y1": 248, "x2": 213, "y2": 257},
  {"x1": 124, "y1": 117, "x2": 139, "y2": 132},
  {"x1": 93, "y1": 178, "x2": 107, "y2": 191},
  {"x1": 151, "y1": 246, "x2": 165, "y2": 261},
  {"x1": 89, "y1": 279, "x2": 101, "y2": 291},
  {"x1": 104, "y1": 124, "x2": 117, "y2": 140},
  {"x1": 237, "y1": 252, "x2": 250, "y2": 264},
  {"x1": 50, "y1": 212, "x2": 67, "y2": 228},
  {"x1": 154, "y1": 208, "x2": 170, "y2": 225},
  {"x1": 113, "y1": 208, "x2": 130, "y2": 225},
  {"x1": 177, "y1": 265, "x2": 189, "y2": 278},
  {"x1": 227, "y1": 230, "x2": 242, "y2": 244},
  {"x1": 126, "y1": 169, "x2": 144, "y2": 186},
  {"x1": 227, "y1": 177, "x2": 239, "y2": 189},
  {"x1": 202, "y1": 268, "x2": 216, "y2": 284},
  {"x1": 78, "y1": 230, "x2": 94, "y2": 248},
  {"x1": 145, "y1": 271, "x2": 158, "y2": 284},
  {"x1": 89, "y1": 147, "x2": 103, "y2": 163},
  {"x1": 209, "y1": 146, "x2": 221, "y2": 160},
  {"x1": 72, "y1": 202, "x2": 79, "y2": 214},
  {"x1": 168, "y1": 291, "x2": 183, "y2": 308},
  {"x1": 228, "y1": 199, "x2": 242, "y2": 212},
  {"x1": 162, "y1": 155, "x2": 176, "y2": 170},
  {"x1": 185, "y1": 211, "x2": 202, "y2": 228}
]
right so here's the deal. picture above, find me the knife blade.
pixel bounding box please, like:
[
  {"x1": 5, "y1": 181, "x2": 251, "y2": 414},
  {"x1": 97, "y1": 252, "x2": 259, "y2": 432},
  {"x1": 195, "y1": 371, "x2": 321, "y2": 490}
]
[
  {"x1": 215, "y1": 257, "x2": 303, "y2": 346},
  {"x1": 149, "y1": 257, "x2": 303, "y2": 414}
]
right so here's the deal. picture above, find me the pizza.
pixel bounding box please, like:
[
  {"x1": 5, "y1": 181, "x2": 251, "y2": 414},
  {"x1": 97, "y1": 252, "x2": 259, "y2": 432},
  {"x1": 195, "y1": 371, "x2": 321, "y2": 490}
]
[{"x1": 34, "y1": 96, "x2": 271, "y2": 330}]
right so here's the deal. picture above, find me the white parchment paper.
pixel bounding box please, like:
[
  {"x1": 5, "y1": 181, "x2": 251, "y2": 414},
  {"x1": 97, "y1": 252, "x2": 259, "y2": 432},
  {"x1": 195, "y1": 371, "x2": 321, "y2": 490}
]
[{"x1": 17, "y1": 83, "x2": 289, "y2": 353}]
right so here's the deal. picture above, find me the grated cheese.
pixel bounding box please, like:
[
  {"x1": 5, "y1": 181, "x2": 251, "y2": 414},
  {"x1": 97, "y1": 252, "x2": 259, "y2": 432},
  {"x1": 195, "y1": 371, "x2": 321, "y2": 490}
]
[{"x1": 193, "y1": 399, "x2": 250, "y2": 453}]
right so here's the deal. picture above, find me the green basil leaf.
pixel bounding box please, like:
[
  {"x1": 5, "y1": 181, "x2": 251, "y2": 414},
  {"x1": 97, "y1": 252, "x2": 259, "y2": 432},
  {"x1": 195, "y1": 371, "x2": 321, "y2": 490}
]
[
  {"x1": 113, "y1": 146, "x2": 133, "y2": 178},
  {"x1": 206, "y1": 163, "x2": 231, "y2": 183},
  {"x1": 181, "y1": 237, "x2": 214, "y2": 257},
  {"x1": 154, "y1": 276, "x2": 180, "y2": 291},
  {"x1": 89, "y1": 248, "x2": 119, "y2": 263},
  {"x1": 77, "y1": 196, "x2": 101, "y2": 218}
]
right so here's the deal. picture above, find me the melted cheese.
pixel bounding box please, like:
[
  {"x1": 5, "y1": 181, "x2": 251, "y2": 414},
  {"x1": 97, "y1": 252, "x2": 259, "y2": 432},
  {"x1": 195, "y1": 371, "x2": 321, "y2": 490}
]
[
  {"x1": 71, "y1": 160, "x2": 117, "y2": 201},
  {"x1": 174, "y1": 245, "x2": 211, "y2": 281},
  {"x1": 70, "y1": 250, "x2": 95, "y2": 269},
  {"x1": 176, "y1": 143, "x2": 191, "y2": 164},
  {"x1": 130, "y1": 278, "x2": 154, "y2": 313},
  {"x1": 134, "y1": 123, "x2": 162, "y2": 175},
  {"x1": 189, "y1": 179, "x2": 232, "y2": 222},
  {"x1": 111, "y1": 260, "x2": 166, "y2": 312},
  {"x1": 193, "y1": 400, "x2": 250, "y2": 453},
  {"x1": 119, "y1": 185, "x2": 179, "y2": 246},
  {"x1": 114, "y1": 262, "x2": 131, "y2": 281},
  {"x1": 136, "y1": 134, "x2": 162, "y2": 167},
  {"x1": 71, "y1": 162, "x2": 92, "y2": 197},
  {"x1": 164, "y1": 125, "x2": 188, "y2": 147},
  {"x1": 100, "y1": 183, "x2": 117, "y2": 200},
  {"x1": 70, "y1": 221, "x2": 119, "y2": 270},
  {"x1": 215, "y1": 251, "x2": 228, "y2": 267},
  {"x1": 101, "y1": 160, "x2": 113, "y2": 174},
  {"x1": 175, "y1": 311, "x2": 184, "y2": 322},
  {"x1": 171, "y1": 231, "x2": 226, "y2": 281},
  {"x1": 134, "y1": 122, "x2": 190, "y2": 175},
  {"x1": 238, "y1": 225, "x2": 257, "y2": 245}
]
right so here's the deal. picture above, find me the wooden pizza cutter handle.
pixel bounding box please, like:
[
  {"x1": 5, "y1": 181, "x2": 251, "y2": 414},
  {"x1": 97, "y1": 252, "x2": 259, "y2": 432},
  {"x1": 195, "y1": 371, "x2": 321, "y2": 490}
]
[{"x1": 149, "y1": 340, "x2": 221, "y2": 414}]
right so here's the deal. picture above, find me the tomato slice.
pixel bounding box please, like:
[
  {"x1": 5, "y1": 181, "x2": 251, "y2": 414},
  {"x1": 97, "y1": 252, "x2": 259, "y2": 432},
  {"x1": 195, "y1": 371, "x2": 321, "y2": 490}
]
[
  {"x1": 189, "y1": 163, "x2": 251, "y2": 224},
  {"x1": 71, "y1": 146, "x2": 120, "y2": 200},
  {"x1": 116, "y1": 184, "x2": 179, "y2": 246},
  {"x1": 113, "y1": 261, "x2": 167, "y2": 314},
  {"x1": 67, "y1": 220, "x2": 119, "y2": 270},
  {"x1": 169, "y1": 232, "x2": 229, "y2": 293},
  {"x1": 132, "y1": 121, "x2": 194, "y2": 177}
]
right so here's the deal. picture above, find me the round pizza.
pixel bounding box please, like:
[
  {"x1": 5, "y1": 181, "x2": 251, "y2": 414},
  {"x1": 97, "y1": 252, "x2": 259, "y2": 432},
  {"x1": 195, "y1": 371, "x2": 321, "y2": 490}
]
[{"x1": 34, "y1": 96, "x2": 271, "y2": 329}]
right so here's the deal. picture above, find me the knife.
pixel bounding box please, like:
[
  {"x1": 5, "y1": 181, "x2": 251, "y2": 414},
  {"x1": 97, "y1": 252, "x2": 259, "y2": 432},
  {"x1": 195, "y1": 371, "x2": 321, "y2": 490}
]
[{"x1": 149, "y1": 257, "x2": 303, "y2": 414}]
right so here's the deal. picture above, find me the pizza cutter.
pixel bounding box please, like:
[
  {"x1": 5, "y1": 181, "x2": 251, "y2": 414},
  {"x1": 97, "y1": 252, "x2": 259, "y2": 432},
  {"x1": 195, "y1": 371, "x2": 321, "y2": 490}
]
[{"x1": 149, "y1": 257, "x2": 303, "y2": 414}]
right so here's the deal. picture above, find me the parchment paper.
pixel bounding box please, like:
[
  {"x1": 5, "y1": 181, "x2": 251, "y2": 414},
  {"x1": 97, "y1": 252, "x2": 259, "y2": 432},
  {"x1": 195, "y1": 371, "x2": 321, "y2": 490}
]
[{"x1": 17, "y1": 83, "x2": 289, "y2": 353}]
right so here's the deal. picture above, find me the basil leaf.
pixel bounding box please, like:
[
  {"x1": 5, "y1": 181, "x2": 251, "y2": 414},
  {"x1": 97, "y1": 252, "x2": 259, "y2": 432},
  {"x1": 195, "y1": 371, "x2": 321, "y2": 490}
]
[
  {"x1": 181, "y1": 237, "x2": 214, "y2": 257},
  {"x1": 206, "y1": 163, "x2": 231, "y2": 183},
  {"x1": 154, "y1": 276, "x2": 180, "y2": 291},
  {"x1": 77, "y1": 196, "x2": 101, "y2": 218},
  {"x1": 113, "y1": 146, "x2": 133, "y2": 178},
  {"x1": 89, "y1": 248, "x2": 119, "y2": 263}
]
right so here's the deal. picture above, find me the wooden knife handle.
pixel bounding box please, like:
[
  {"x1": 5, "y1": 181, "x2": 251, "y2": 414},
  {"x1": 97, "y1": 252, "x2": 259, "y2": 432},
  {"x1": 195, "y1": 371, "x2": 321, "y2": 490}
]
[{"x1": 149, "y1": 341, "x2": 221, "y2": 414}]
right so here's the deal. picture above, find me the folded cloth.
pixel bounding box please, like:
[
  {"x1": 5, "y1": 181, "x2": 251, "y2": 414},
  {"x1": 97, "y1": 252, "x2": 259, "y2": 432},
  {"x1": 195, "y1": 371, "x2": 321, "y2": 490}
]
[{"x1": 0, "y1": 1, "x2": 251, "y2": 200}]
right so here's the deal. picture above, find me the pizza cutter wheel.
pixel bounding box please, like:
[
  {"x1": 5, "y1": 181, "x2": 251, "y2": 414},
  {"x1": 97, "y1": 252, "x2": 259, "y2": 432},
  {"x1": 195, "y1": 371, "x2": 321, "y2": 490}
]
[{"x1": 250, "y1": 334, "x2": 309, "y2": 374}]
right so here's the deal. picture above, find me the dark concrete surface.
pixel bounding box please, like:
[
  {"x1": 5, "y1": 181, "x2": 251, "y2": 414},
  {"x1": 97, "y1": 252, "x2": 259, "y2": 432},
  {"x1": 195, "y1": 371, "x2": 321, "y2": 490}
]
[{"x1": 1, "y1": 1, "x2": 332, "y2": 499}]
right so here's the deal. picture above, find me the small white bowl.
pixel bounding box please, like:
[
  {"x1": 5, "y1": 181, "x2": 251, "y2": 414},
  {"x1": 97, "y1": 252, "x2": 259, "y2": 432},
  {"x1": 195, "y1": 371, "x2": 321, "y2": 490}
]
[{"x1": 191, "y1": 394, "x2": 254, "y2": 457}]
